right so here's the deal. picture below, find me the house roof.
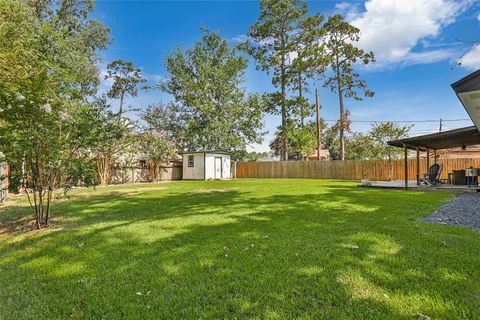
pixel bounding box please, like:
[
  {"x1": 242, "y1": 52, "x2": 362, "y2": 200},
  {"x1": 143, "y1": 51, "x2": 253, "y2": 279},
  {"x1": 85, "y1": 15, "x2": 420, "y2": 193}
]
[
  {"x1": 451, "y1": 70, "x2": 480, "y2": 93},
  {"x1": 388, "y1": 126, "x2": 480, "y2": 151},
  {"x1": 178, "y1": 150, "x2": 232, "y2": 155}
]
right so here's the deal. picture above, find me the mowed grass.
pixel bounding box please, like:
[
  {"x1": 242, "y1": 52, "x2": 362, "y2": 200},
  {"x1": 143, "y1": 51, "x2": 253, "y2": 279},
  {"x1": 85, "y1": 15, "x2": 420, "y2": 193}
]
[{"x1": 1, "y1": 179, "x2": 479, "y2": 319}]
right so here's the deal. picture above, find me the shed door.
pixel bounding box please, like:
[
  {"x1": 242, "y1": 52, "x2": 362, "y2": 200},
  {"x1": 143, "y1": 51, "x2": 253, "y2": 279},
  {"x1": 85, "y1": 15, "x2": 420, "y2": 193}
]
[{"x1": 214, "y1": 157, "x2": 223, "y2": 179}]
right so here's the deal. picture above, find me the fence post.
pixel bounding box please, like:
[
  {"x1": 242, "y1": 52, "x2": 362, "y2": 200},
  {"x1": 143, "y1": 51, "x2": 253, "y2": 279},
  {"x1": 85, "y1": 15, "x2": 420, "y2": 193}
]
[
  {"x1": 416, "y1": 147, "x2": 420, "y2": 186},
  {"x1": 403, "y1": 144, "x2": 408, "y2": 190}
]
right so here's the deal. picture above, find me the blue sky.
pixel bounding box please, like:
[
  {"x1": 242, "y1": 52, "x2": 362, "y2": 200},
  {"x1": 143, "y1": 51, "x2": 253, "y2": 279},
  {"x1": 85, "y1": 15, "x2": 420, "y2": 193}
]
[{"x1": 94, "y1": 0, "x2": 480, "y2": 151}]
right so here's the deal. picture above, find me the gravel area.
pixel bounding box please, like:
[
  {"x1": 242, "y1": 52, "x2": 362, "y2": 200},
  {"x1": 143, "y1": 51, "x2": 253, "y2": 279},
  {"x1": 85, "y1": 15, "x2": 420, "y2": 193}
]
[{"x1": 420, "y1": 192, "x2": 480, "y2": 231}]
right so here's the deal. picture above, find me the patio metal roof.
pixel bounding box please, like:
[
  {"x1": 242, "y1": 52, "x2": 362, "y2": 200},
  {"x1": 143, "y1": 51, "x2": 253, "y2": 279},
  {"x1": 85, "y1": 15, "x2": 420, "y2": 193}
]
[{"x1": 388, "y1": 126, "x2": 480, "y2": 150}]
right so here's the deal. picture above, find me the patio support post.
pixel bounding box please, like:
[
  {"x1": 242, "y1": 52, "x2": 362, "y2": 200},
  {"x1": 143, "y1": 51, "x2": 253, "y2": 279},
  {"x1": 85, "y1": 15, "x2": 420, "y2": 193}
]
[
  {"x1": 426, "y1": 148, "x2": 430, "y2": 169},
  {"x1": 416, "y1": 147, "x2": 420, "y2": 186},
  {"x1": 403, "y1": 144, "x2": 408, "y2": 190},
  {"x1": 434, "y1": 149, "x2": 437, "y2": 163}
]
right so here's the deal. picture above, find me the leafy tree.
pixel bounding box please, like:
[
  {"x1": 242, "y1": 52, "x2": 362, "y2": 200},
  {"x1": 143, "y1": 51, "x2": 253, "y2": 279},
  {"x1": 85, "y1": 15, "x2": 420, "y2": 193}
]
[
  {"x1": 369, "y1": 122, "x2": 412, "y2": 161},
  {"x1": 232, "y1": 151, "x2": 272, "y2": 162},
  {"x1": 344, "y1": 133, "x2": 375, "y2": 160},
  {"x1": 283, "y1": 121, "x2": 317, "y2": 159},
  {"x1": 241, "y1": 0, "x2": 324, "y2": 160},
  {"x1": 0, "y1": 0, "x2": 109, "y2": 228},
  {"x1": 105, "y1": 59, "x2": 146, "y2": 115},
  {"x1": 135, "y1": 131, "x2": 177, "y2": 182},
  {"x1": 290, "y1": 14, "x2": 328, "y2": 127},
  {"x1": 90, "y1": 96, "x2": 135, "y2": 185},
  {"x1": 154, "y1": 29, "x2": 264, "y2": 152},
  {"x1": 270, "y1": 119, "x2": 325, "y2": 160},
  {"x1": 322, "y1": 126, "x2": 341, "y2": 160},
  {"x1": 323, "y1": 14, "x2": 375, "y2": 160}
]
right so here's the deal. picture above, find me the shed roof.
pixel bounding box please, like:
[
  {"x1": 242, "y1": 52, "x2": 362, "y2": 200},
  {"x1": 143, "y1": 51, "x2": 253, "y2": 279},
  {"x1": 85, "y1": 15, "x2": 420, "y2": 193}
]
[
  {"x1": 388, "y1": 126, "x2": 480, "y2": 150},
  {"x1": 178, "y1": 150, "x2": 231, "y2": 155}
]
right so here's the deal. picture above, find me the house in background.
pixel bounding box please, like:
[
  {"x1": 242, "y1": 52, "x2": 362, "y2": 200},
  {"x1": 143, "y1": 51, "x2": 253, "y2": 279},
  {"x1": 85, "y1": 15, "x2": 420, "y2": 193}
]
[
  {"x1": 435, "y1": 145, "x2": 480, "y2": 159},
  {"x1": 180, "y1": 151, "x2": 231, "y2": 180}
]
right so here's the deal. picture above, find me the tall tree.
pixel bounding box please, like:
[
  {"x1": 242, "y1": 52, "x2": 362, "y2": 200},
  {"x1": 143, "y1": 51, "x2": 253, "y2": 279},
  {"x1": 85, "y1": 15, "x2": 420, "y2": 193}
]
[
  {"x1": 323, "y1": 14, "x2": 375, "y2": 160},
  {"x1": 151, "y1": 29, "x2": 264, "y2": 152},
  {"x1": 270, "y1": 119, "x2": 326, "y2": 160},
  {"x1": 135, "y1": 131, "x2": 177, "y2": 182},
  {"x1": 105, "y1": 59, "x2": 146, "y2": 115},
  {"x1": 0, "y1": 0, "x2": 109, "y2": 228},
  {"x1": 345, "y1": 133, "x2": 375, "y2": 160},
  {"x1": 241, "y1": 0, "x2": 324, "y2": 160},
  {"x1": 369, "y1": 122, "x2": 412, "y2": 161},
  {"x1": 90, "y1": 96, "x2": 135, "y2": 186}
]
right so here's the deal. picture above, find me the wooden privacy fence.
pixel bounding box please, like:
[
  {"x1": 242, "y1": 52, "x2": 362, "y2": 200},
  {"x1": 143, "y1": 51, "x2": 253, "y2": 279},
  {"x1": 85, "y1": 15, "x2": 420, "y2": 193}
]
[
  {"x1": 108, "y1": 162, "x2": 182, "y2": 184},
  {"x1": 236, "y1": 158, "x2": 480, "y2": 181}
]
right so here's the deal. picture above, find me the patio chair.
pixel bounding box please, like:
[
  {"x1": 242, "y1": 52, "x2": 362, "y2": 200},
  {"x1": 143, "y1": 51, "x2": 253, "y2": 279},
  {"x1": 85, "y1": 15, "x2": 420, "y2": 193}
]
[{"x1": 420, "y1": 163, "x2": 443, "y2": 185}]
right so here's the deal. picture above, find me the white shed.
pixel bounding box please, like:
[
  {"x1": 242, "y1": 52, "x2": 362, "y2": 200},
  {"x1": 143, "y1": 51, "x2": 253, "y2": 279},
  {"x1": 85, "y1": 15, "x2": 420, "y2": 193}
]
[{"x1": 180, "y1": 151, "x2": 231, "y2": 180}]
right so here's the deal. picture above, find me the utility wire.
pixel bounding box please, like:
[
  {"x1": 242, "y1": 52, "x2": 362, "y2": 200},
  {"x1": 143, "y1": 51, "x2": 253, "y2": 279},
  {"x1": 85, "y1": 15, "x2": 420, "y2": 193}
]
[{"x1": 323, "y1": 118, "x2": 471, "y2": 123}]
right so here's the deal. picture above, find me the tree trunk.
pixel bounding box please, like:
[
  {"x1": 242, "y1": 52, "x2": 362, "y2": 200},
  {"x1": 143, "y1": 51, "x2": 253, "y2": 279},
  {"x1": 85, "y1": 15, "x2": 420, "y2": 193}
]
[
  {"x1": 44, "y1": 189, "x2": 53, "y2": 227},
  {"x1": 118, "y1": 92, "x2": 125, "y2": 116},
  {"x1": 96, "y1": 156, "x2": 112, "y2": 186},
  {"x1": 281, "y1": 59, "x2": 288, "y2": 161},
  {"x1": 299, "y1": 72, "x2": 304, "y2": 127},
  {"x1": 336, "y1": 59, "x2": 345, "y2": 161},
  {"x1": 315, "y1": 89, "x2": 321, "y2": 161}
]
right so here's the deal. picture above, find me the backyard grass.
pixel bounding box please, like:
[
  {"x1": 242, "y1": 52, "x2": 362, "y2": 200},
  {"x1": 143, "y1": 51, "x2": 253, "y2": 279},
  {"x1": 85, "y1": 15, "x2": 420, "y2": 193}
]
[{"x1": 1, "y1": 179, "x2": 479, "y2": 319}]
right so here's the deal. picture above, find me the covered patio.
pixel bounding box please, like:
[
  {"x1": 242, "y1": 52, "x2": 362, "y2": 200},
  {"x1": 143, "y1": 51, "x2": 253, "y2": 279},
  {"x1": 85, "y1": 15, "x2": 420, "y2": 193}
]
[
  {"x1": 386, "y1": 126, "x2": 480, "y2": 190},
  {"x1": 376, "y1": 69, "x2": 480, "y2": 191}
]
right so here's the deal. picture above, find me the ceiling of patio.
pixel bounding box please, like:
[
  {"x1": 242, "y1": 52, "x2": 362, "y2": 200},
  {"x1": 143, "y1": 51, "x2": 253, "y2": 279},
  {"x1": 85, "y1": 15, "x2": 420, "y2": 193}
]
[{"x1": 388, "y1": 126, "x2": 480, "y2": 150}]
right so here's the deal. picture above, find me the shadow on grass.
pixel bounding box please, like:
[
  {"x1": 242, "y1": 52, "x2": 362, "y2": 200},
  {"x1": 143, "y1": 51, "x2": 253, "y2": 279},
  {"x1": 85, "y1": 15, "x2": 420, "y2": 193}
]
[{"x1": 0, "y1": 181, "x2": 478, "y2": 319}]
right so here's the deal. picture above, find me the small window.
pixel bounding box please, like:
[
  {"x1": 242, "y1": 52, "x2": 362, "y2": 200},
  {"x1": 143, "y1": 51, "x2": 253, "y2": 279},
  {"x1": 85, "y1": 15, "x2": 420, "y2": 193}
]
[{"x1": 188, "y1": 155, "x2": 194, "y2": 167}]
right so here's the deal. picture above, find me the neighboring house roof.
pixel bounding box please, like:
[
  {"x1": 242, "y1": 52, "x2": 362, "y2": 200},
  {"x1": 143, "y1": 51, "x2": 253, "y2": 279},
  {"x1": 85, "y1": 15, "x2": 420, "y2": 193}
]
[
  {"x1": 308, "y1": 148, "x2": 331, "y2": 158},
  {"x1": 178, "y1": 150, "x2": 232, "y2": 155}
]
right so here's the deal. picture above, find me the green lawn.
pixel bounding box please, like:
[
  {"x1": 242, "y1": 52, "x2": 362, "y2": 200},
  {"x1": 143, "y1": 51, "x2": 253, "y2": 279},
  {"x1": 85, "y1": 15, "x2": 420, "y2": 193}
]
[{"x1": 1, "y1": 179, "x2": 479, "y2": 319}]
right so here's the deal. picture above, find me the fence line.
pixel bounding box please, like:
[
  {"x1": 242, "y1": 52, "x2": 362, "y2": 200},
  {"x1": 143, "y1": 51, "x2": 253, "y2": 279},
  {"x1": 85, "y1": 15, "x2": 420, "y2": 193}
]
[
  {"x1": 236, "y1": 159, "x2": 480, "y2": 181},
  {"x1": 109, "y1": 162, "x2": 182, "y2": 184}
]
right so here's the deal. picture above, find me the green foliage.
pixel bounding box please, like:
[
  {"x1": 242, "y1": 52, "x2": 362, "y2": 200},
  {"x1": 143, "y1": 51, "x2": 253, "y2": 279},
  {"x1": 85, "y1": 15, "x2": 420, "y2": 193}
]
[
  {"x1": 154, "y1": 29, "x2": 264, "y2": 152},
  {"x1": 270, "y1": 120, "x2": 322, "y2": 160},
  {"x1": 284, "y1": 121, "x2": 317, "y2": 159},
  {"x1": 369, "y1": 122, "x2": 412, "y2": 160},
  {"x1": 326, "y1": 122, "x2": 412, "y2": 160},
  {"x1": 135, "y1": 131, "x2": 177, "y2": 182},
  {"x1": 241, "y1": 0, "x2": 326, "y2": 160},
  {"x1": 323, "y1": 14, "x2": 375, "y2": 160},
  {"x1": 1, "y1": 180, "x2": 479, "y2": 319},
  {"x1": 105, "y1": 59, "x2": 146, "y2": 115},
  {"x1": 344, "y1": 133, "x2": 375, "y2": 160},
  {"x1": 90, "y1": 96, "x2": 136, "y2": 185},
  {"x1": 0, "y1": 0, "x2": 109, "y2": 228},
  {"x1": 232, "y1": 150, "x2": 272, "y2": 162},
  {"x1": 322, "y1": 126, "x2": 341, "y2": 160}
]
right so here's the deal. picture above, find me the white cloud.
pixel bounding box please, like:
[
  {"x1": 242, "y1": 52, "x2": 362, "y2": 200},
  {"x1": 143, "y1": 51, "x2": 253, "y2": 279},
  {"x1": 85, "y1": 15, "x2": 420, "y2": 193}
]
[
  {"x1": 459, "y1": 44, "x2": 480, "y2": 70},
  {"x1": 477, "y1": 13, "x2": 480, "y2": 22},
  {"x1": 231, "y1": 34, "x2": 249, "y2": 43},
  {"x1": 335, "y1": 2, "x2": 361, "y2": 21},
  {"x1": 402, "y1": 48, "x2": 459, "y2": 65},
  {"x1": 348, "y1": 0, "x2": 469, "y2": 66}
]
